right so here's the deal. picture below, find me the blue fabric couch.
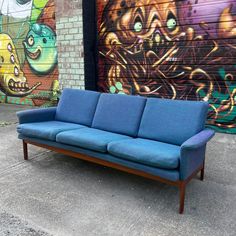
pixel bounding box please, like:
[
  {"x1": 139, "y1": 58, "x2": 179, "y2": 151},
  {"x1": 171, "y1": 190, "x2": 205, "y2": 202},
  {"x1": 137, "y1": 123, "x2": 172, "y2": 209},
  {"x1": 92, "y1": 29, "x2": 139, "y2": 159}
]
[{"x1": 16, "y1": 89, "x2": 215, "y2": 213}]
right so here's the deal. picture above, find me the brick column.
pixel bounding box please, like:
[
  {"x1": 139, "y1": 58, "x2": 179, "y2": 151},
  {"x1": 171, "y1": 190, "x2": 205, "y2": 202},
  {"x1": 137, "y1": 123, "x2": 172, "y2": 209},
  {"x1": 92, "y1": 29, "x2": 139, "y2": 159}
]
[{"x1": 55, "y1": 0, "x2": 85, "y2": 90}]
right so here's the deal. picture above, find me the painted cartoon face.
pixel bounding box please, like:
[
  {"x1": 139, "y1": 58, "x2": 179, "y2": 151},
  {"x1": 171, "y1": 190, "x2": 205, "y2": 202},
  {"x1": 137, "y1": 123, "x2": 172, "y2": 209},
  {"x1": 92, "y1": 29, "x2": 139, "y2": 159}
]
[
  {"x1": 101, "y1": 0, "x2": 183, "y2": 52},
  {"x1": 0, "y1": 33, "x2": 41, "y2": 96},
  {"x1": 99, "y1": 0, "x2": 193, "y2": 94},
  {"x1": 24, "y1": 23, "x2": 57, "y2": 75}
]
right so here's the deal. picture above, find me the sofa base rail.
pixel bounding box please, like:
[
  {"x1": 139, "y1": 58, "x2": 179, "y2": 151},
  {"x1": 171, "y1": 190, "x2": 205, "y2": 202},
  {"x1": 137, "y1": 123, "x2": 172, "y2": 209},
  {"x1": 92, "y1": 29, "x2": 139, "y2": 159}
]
[{"x1": 22, "y1": 140, "x2": 204, "y2": 214}]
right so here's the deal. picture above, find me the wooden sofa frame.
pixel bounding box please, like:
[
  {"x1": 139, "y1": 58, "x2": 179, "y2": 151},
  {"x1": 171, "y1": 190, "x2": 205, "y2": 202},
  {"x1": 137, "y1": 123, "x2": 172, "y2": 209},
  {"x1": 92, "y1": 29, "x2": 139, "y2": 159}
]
[{"x1": 22, "y1": 140, "x2": 205, "y2": 214}]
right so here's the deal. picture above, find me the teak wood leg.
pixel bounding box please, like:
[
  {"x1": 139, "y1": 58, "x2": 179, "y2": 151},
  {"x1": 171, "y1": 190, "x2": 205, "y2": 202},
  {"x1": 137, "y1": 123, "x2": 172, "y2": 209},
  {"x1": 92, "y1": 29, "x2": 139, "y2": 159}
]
[
  {"x1": 23, "y1": 140, "x2": 28, "y2": 160},
  {"x1": 179, "y1": 182, "x2": 186, "y2": 214},
  {"x1": 200, "y1": 163, "x2": 205, "y2": 181}
]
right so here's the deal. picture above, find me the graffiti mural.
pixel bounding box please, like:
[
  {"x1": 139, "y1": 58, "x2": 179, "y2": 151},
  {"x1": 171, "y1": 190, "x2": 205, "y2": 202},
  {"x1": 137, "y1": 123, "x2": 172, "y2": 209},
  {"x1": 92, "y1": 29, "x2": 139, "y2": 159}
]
[
  {"x1": 96, "y1": 0, "x2": 236, "y2": 133},
  {"x1": 0, "y1": 0, "x2": 58, "y2": 106}
]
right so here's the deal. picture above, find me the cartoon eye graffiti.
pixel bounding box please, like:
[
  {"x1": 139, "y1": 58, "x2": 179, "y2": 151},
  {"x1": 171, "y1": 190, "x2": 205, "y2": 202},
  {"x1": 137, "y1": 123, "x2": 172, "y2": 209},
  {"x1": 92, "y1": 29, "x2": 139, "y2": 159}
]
[
  {"x1": 10, "y1": 55, "x2": 15, "y2": 64},
  {"x1": 134, "y1": 17, "x2": 143, "y2": 32},
  {"x1": 167, "y1": 12, "x2": 177, "y2": 31},
  {"x1": 28, "y1": 35, "x2": 34, "y2": 46},
  {"x1": 14, "y1": 66, "x2": 19, "y2": 76},
  {"x1": 7, "y1": 43, "x2": 13, "y2": 52},
  {"x1": 43, "y1": 38, "x2": 47, "y2": 44}
]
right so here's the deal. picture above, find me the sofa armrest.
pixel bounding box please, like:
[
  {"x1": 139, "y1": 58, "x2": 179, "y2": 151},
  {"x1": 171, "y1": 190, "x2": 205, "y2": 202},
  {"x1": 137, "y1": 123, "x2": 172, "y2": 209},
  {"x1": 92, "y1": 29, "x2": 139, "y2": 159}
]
[
  {"x1": 179, "y1": 129, "x2": 215, "y2": 180},
  {"x1": 17, "y1": 107, "x2": 57, "y2": 124},
  {"x1": 181, "y1": 129, "x2": 215, "y2": 150}
]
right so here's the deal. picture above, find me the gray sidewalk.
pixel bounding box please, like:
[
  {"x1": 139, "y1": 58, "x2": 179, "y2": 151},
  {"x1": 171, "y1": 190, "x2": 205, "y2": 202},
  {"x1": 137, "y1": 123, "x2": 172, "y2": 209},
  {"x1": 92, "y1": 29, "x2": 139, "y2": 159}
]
[{"x1": 0, "y1": 103, "x2": 235, "y2": 236}]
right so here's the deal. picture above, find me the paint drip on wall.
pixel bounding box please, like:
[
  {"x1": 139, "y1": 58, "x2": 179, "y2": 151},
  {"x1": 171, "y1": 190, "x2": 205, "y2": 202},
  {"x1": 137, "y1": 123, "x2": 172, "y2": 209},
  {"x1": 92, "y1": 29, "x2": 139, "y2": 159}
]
[
  {"x1": 97, "y1": 0, "x2": 236, "y2": 133},
  {"x1": 0, "y1": 0, "x2": 58, "y2": 106}
]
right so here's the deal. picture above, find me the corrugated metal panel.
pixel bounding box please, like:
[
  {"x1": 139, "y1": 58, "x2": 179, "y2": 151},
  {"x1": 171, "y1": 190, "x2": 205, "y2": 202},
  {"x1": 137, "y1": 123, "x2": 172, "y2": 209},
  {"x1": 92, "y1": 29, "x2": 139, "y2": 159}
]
[{"x1": 96, "y1": 0, "x2": 236, "y2": 133}]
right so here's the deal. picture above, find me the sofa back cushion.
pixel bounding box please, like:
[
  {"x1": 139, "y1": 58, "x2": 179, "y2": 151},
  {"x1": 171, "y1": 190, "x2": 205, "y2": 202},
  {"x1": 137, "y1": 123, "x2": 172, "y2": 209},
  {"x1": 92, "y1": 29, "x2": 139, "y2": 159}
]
[
  {"x1": 138, "y1": 98, "x2": 209, "y2": 146},
  {"x1": 56, "y1": 89, "x2": 100, "y2": 126},
  {"x1": 92, "y1": 93, "x2": 146, "y2": 137}
]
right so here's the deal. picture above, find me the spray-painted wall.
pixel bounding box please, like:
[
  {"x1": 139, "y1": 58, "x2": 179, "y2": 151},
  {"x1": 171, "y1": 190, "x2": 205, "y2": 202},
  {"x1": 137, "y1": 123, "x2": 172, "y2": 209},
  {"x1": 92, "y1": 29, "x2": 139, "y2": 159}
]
[
  {"x1": 0, "y1": 0, "x2": 58, "y2": 107},
  {"x1": 96, "y1": 0, "x2": 236, "y2": 134}
]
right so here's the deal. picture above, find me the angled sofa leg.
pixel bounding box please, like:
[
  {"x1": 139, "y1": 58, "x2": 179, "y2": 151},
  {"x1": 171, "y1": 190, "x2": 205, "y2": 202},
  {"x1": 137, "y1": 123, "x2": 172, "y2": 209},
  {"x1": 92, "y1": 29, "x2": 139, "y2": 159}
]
[
  {"x1": 179, "y1": 182, "x2": 186, "y2": 214},
  {"x1": 23, "y1": 140, "x2": 28, "y2": 160},
  {"x1": 200, "y1": 163, "x2": 205, "y2": 181}
]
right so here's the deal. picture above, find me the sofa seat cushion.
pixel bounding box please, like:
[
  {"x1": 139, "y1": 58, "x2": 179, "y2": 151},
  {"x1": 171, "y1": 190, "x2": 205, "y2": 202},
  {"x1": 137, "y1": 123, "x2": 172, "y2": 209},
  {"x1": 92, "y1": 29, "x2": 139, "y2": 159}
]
[
  {"x1": 56, "y1": 128, "x2": 132, "y2": 153},
  {"x1": 108, "y1": 138, "x2": 180, "y2": 169},
  {"x1": 17, "y1": 121, "x2": 85, "y2": 141}
]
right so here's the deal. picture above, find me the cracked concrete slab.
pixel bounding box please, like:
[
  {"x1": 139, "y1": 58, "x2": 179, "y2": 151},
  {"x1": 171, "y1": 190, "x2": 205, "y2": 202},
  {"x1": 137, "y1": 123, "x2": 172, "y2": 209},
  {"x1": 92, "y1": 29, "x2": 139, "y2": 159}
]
[{"x1": 0, "y1": 104, "x2": 235, "y2": 236}]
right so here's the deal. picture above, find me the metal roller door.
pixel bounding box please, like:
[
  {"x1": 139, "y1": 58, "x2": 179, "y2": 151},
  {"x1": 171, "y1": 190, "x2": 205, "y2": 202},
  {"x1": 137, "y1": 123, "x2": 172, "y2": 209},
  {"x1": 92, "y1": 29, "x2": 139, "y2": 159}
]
[{"x1": 96, "y1": 0, "x2": 236, "y2": 134}]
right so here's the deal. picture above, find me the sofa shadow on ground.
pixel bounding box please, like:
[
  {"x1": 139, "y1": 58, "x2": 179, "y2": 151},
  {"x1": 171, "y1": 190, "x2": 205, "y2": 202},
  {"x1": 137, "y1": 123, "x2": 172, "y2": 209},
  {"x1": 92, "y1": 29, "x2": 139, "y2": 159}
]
[{"x1": 16, "y1": 89, "x2": 215, "y2": 213}]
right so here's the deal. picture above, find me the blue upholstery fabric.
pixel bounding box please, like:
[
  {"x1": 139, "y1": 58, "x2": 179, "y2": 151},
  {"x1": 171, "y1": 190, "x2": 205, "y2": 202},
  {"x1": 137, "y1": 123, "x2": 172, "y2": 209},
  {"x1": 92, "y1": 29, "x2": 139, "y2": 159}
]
[
  {"x1": 179, "y1": 129, "x2": 215, "y2": 180},
  {"x1": 17, "y1": 107, "x2": 56, "y2": 124},
  {"x1": 108, "y1": 138, "x2": 180, "y2": 169},
  {"x1": 18, "y1": 135, "x2": 180, "y2": 181},
  {"x1": 92, "y1": 93, "x2": 146, "y2": 136},
  {"x1": 181, "y1": 129, "x2": 215, "y2": 150},
  {"x1": 56, "y1": 89, "x2": 100, "y2": 126},
  {"x1": 57, "y1": 128, "x2": 132, "y2": 153},
  {"x1": 138, "y1": 98, "x2": 209, "y2": 145},
  {"x1": 16, "y1": 90, "x2": 216, "y2": 183},
  {"x1": 180, "y1": 145, "x2": 206, "y2": 180},
  {"x1": 17, "y1": 121, "x2": 85, "y2": 141}
]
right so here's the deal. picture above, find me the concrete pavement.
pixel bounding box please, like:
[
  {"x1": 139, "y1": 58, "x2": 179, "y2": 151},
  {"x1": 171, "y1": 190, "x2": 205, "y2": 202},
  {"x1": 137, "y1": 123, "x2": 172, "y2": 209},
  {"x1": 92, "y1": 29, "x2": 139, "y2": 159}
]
[{"x1": 0, "y1": 103, "x2": 235, "y2": 236}]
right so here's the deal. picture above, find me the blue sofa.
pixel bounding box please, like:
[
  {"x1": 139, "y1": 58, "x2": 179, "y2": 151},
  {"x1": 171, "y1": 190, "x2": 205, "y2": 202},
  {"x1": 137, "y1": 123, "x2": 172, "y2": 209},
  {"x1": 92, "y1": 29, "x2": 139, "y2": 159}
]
[{"x1": 17, "y1": 89, "x2": 215, "y2": 213}]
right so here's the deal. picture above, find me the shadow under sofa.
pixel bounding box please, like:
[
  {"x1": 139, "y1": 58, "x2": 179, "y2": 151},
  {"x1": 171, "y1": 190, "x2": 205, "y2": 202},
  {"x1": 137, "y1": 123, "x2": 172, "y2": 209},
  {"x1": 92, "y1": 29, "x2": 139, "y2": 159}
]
[{"x1": 16, "y1": 89, "x2": 215, "y2": 214}]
